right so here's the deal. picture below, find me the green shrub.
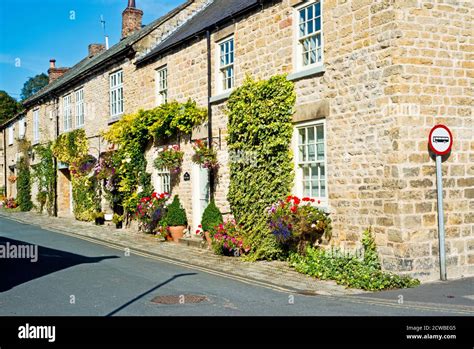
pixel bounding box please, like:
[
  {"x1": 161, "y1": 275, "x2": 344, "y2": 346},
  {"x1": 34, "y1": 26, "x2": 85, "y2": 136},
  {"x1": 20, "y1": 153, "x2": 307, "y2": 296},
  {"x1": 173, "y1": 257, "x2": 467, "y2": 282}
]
[
  {"x1": 162, "y1": 195, "x2": 187, "y2": 227},
  {"x1": 226, "y1": 75, "x2": 296, "y2": 260},
  {"x1": 201, "y1": 200, "x2": 223, "y2": 233},
  {"x1": 17, "y1": 156, "x2": 33, "y2": 212},
  {"x1": 289, "y1": 228, "x2": 420, "y2": 291}
]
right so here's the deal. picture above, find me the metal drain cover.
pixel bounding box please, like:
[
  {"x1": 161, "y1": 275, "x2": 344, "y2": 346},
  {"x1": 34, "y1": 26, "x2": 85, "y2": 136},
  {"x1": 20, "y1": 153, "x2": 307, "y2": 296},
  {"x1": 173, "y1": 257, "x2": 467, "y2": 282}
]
[{"x1": 151, "y1": 295, "x2": 208, "y2": 305}]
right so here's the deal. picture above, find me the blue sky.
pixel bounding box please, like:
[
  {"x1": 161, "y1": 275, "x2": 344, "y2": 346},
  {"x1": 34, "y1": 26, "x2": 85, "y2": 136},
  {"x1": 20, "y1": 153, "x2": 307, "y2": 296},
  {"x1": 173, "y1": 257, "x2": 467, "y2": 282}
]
[{"x1": 0, "y1": 0, "x2": 184, "y2": 100}]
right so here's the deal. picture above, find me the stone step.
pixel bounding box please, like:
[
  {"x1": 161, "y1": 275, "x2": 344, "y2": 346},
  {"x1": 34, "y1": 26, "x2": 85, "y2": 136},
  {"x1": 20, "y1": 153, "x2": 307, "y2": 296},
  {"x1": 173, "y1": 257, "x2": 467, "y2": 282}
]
[{"x1": 179, "y1": 237, "x2": 208, "y2": 249}]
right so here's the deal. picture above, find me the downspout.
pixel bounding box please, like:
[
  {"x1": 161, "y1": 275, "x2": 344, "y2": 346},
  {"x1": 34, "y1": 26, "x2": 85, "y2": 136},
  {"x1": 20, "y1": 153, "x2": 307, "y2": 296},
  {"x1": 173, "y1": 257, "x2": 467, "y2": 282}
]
[
  {"x1": 3, "y1": 128, "x2": 7, "y2": 198},
  {"x1": 206, "y1": 29, "x2": 214, "y2": 201},
  {"x1": 53, "y1": 96, "x2": 59, "y2": 217}
]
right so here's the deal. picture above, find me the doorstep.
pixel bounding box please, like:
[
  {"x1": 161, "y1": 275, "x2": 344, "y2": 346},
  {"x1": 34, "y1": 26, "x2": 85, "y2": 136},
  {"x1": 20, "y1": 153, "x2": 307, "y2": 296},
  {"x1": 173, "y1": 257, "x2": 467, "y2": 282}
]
[{"x1": 0, "y1": 210, "x2": 366, "y2": 296}]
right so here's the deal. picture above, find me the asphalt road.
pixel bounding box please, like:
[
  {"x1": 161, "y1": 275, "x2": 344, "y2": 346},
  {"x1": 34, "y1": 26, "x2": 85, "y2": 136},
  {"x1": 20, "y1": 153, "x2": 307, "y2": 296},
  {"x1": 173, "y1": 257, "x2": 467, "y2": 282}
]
[{"x1": 0, "y1": 217, "x2": 473, "y2": 316}]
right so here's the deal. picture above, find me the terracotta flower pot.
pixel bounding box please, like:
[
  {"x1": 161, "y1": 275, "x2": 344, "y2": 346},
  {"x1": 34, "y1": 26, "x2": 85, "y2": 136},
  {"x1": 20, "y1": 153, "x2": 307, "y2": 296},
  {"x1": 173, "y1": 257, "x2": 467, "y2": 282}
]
[
  {"x1": 204, "y1": 231, "x2": 212, "y2": 248},
  {"x1": 169, "y1": 225, "x2": 186, "y2": 243}
]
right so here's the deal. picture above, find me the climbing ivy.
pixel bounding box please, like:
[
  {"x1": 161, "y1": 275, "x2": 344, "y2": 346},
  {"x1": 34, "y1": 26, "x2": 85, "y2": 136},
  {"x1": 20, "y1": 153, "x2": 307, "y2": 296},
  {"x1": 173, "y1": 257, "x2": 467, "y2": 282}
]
[
  {"x1": 32, "y1": 142, "x2": 55, "y2": 215},
  {"x1": 16, "y1": 139, "x2": 33, "y2": 212},
  {"x1": 52, "y1": 129, "x2": 97, "y2": 221},
  {"x1": 103, "y1": 100, "x2": 206, "y2": 220},
  {"x1": 226, "y1": 75, "x2": 296, "y2": 260}
]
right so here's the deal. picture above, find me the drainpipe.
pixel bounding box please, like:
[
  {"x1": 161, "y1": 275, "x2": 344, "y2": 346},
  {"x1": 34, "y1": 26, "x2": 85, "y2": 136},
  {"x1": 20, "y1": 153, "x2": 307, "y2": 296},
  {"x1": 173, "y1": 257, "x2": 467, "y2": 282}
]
[
  {"x1": 53, "y1": 96, "x2": 59, "y2": 217},
  {"x1": 206, "y1": 29, "x2": 215, "y2": 201},
  {"x1": 3, "y1": 128, "x2": 7, "y2": 198}
]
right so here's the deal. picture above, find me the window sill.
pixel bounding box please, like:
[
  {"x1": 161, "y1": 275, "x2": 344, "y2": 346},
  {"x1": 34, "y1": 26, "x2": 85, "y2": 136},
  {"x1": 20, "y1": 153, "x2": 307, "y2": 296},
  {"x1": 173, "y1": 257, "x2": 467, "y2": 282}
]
[
  {"x1": 210, "y1": 90, "x2": 233, "y2": 104},
  {"x1": 287, "y1": 65, "x2": 326, "y2": 81},
  {"x1": 108, "y1": 115, "x2": 123, "y2": 125}
]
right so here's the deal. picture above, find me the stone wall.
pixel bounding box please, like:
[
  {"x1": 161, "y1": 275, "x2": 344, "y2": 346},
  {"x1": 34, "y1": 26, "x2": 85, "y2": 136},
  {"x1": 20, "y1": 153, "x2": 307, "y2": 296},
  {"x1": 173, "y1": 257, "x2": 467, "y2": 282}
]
[{"x1": 8, "y1": 0, "x2": 472, "y2": 280}]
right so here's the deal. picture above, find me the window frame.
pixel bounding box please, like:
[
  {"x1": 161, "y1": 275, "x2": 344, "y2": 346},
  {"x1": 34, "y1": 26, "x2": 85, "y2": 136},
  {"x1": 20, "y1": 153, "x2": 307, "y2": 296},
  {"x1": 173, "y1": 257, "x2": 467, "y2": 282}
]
[
  {"x1": 33, "y1": 109, "x2": 40, "y2": 144},
  {"x1": 75, "y1": 88, "x2": 85, "y2": 128},
  {"x1": 18, "y1": 117, "x2": 25, "y2": 139},
  {"x1": 109, "y1": 70, "x2": 124, "y2": 118},
  {"x1": 8, "y1": 125, "x2": 14, "y2": 145},
  {"x1": 294, "y1": 0, "x2": 324, "y2": 71},
  {"x1": 63, "y1": 94, "x2": 72, "y2": 132},
  {"x1": 216, "y1": 36, "x2": 235, "y2": 93},
  {"x1": 293, "y1": 119, "x2": 328, "y2": 206},
  {"x1": 155, "y1": 66, "x2": 168, "y2": 106}
]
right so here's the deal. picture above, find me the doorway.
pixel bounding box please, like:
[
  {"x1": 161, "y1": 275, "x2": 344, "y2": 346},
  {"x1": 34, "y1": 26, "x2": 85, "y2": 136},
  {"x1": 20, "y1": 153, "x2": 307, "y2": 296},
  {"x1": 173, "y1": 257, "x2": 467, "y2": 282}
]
[{"x1": 192, "y1": 163, "x2": 210, "y2": 232}]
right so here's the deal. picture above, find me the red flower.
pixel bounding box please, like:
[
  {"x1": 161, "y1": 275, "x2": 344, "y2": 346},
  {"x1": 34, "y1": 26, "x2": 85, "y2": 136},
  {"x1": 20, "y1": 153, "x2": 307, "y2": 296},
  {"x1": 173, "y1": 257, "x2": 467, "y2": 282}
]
[
  {"x1": 318, "y1": 200, "x2": 321, "y2": 204},
  {"x1": 290, "y1": 206, "x2": 298, "y2": 213},
  {"x1": 286, "y1": 195, "x2": 292, "y2": 203},
  {"x1": 302, "y1": 197, "x2": 310, "y2": 202},
  {"x1": 293, "y1": 196, "x2": 301, "y2": 205},
  {"x1": 151, "y1": 192, "x2": 158, "y2": 199},
  {"x1": 198, "y1": 225, "x2": 202, "y2": 228},
  {"x1": 310, "y1": 199, "x2": 315, "y2": 203}
]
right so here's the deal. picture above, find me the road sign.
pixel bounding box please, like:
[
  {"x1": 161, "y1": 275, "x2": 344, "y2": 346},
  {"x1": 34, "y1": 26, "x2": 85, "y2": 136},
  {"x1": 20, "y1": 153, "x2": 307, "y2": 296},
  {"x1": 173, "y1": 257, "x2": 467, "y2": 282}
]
[
  {"x1": 429, "y1": 124, "x2": 453, "y2": 156},
  {"x1": 428, "y1": 124, "x2": 453, "y2": 281}
]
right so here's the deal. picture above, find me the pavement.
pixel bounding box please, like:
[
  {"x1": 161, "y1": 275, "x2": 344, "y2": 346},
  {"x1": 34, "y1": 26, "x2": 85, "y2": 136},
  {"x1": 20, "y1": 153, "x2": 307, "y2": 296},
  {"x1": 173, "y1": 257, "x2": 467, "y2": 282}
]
[
  {"x1": 0, "y1": 210, "x2": 473, "y2": 317},
  {"x1": 0, "y1": 210, "x2": 364, "y2": 296},
  {"x1": 1, "y1": 216, "x2": 473, "y2": 316}
]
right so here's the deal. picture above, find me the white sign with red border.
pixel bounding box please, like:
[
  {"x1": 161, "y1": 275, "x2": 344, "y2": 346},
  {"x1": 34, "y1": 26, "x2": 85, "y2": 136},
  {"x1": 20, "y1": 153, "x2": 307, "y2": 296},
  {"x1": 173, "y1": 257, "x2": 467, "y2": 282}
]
[{"x1": 428, "y1": 124, "x2": 453, "y2": 156}]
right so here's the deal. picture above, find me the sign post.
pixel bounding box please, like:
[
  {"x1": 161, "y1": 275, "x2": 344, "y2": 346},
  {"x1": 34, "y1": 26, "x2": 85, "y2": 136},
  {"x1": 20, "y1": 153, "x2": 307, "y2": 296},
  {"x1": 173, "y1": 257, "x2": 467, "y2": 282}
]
[{"x1": 428, "y1": 124, "x2": 453, "y2": 281}]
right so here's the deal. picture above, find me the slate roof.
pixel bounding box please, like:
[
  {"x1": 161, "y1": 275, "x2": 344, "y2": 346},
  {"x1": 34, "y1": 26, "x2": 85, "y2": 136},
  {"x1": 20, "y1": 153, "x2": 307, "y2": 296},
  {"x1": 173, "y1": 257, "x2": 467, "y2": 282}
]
[
  {"x1": 136, "y1": 0, "x2": 265, "y2": 65},
  {"x1": 23, "y1": 1, "x2": 193, "y2": 107}
]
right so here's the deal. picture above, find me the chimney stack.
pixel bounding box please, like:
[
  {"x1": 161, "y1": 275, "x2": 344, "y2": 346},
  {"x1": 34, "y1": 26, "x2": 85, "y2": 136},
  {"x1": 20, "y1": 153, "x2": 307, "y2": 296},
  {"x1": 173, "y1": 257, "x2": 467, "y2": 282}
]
[
  {"x1": 88, "y1": 43, "x2": 106, "y2": 57},
  {"x1": 48, "y1": 59, "x2": 69, "y2": 84},
  {"x1": 122, "y1": 0, "x2": 143, "y2": 39}
]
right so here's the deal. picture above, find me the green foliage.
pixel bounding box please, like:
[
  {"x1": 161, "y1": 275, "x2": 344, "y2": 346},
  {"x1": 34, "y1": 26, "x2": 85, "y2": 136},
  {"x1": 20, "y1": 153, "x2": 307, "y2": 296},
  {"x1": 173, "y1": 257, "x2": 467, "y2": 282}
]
[
  {"x1": 148, "y1": 100, "x2": 207, "y2": 139},
  {"x1": 201, "y1": 200, "x2": 223, "y2": 233},
  {"x1": 362, "y1": 227, "x2": 382, "y2": 270},
  {"x1": 153, "y1": 145, "x2": 184, "y2": 172},
  {"x1": 32, "y1": 143, "x2": 55, "y2": 215},
  {"x1": 20, "y1": 73, "x2": 49, "y2": 101},
  {"x1": 16, "y1": 156, "x2": 33, "y2": 212},
  {"x1": 161, "y1": 195, "x2": 187, "y2": 227},
  {"x1": 52, "y1": 129, "x2": 88, "y2": 165},
  {"x1": 103, "y1": 100, "x2": 205, "y2": 219},
  {"x1": 53, "y1": 130, "x2": 97, "y2": 221},
  {"x1": 0, "y1": 90, "x2": 23, "y2": 124},
  {"x1": 226, "y1": 75, "x2": 296, "y2": 260},
  {"x1": 289, "y1": 229, "x2": 420, "y2": 291}
]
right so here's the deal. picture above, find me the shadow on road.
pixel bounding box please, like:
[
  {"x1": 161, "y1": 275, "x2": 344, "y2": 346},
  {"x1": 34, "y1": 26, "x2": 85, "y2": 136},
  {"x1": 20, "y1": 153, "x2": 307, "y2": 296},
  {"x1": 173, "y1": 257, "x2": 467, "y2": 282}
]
[
  {"x1": 106, "y1": 273, "x2": 198, "y2": 316},
  {"x1": 0, "y1": 236, "x2": 119, "y2": 292}
]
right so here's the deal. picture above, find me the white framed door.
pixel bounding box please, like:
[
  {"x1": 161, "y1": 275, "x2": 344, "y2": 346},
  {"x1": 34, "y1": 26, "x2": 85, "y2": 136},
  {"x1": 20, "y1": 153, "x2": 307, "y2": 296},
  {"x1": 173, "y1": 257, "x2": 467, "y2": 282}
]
[{"x1": 192, "y1": 163, "x2": 210, "y2": 232}]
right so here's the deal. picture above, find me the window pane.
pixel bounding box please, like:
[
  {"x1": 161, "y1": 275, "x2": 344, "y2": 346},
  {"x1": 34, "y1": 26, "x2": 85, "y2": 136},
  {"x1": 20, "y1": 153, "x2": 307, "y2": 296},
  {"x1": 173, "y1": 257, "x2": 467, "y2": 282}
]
[
  {"x1": 320, "y1": 180, "x2": 326, "y2": 197},
  {"x1": 308, "y1": 5, "x2": 313, "y2": 20},
  {"x1": 319, "y1": 164, "x2": 325, "y2": 180},
  {"x1": 307, "y1": 19, "x2": 313, "y2": 35},
  {"x1": 317, "y1": 125, "x2": 324, "y2": 141},
  {"x1": 298, "y1": 128, "x2": 305, "y2": 145},
  {"x1": 303, "y1": 181, "x2": 310, "y2": 197},
  {"x1": 307, "y1": 127, "x2": 315, "y2": 143},
  {"x1": 316, "y1": 17, "x2": 321, "y2": 32},
  {"x1": 316, "y1": 2, "x2": 321, "y2": 17},
  {"x1": 308, "y1": 144, "x2": 315, "y2": 161},
  {"x1": 299, "y1": 145, "x2": 305, "y2": 162},
  {"x1": 299, "y1": 8, "x2": 306, "y2": 23},
  {"x1": 317, "y1": 143, "x2": 324, "y2": 160},
  {"x1": 311, "y1": 180, "x2": 319, "y2": 198}
]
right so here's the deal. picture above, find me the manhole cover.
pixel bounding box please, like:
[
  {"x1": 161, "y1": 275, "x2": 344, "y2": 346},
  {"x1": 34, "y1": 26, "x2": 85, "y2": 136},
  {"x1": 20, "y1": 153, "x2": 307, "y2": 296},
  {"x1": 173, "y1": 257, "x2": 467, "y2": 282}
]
[{"x1": 150, "y1": 295, "x2": 208, "y2": 305}]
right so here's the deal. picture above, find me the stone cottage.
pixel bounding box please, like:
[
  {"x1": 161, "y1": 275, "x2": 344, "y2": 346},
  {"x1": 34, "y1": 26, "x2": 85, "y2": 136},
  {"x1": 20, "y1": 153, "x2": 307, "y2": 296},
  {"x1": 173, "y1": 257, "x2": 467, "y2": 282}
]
[{"x1": 1, "y1": 0, "x2": 472, "y2": 281}]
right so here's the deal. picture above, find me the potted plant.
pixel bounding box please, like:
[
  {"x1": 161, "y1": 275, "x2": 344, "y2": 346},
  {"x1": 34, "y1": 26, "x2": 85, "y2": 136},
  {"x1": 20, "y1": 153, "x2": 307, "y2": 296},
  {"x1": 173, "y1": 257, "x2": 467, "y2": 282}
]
[
  {"x1": 94, "y1": 211, "x2": 105, "y2": 225},
  {"x1": 153, "y1": 145, "x2": 184, "y2": 174},
  {"x1": 161, "y1": 195, "x2": 187, "y2": 243},
  {"x1": 199, "y1": 200, "x2": 223, "y2": 248},
  {"x1": 112, "y1": 213, "x2": 123, "y2": 229}
]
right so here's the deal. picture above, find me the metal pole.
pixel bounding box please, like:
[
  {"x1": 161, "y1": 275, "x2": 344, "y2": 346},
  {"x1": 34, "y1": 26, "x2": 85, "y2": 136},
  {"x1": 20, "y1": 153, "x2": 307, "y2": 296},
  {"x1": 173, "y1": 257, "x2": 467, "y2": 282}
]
[{"x1": 436, "y1": 155, "x2": 447, "y2": 281}]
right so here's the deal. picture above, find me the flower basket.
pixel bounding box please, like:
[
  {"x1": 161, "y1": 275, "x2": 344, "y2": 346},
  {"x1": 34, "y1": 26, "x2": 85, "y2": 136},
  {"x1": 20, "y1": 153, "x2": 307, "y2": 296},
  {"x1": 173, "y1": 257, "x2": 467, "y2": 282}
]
[
  {"x1": 192, "y1": 140, "x2": 218, "y2": 170},
  {"x1": 154, "y1": 145, "x2": 184, "y2": 174}
]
